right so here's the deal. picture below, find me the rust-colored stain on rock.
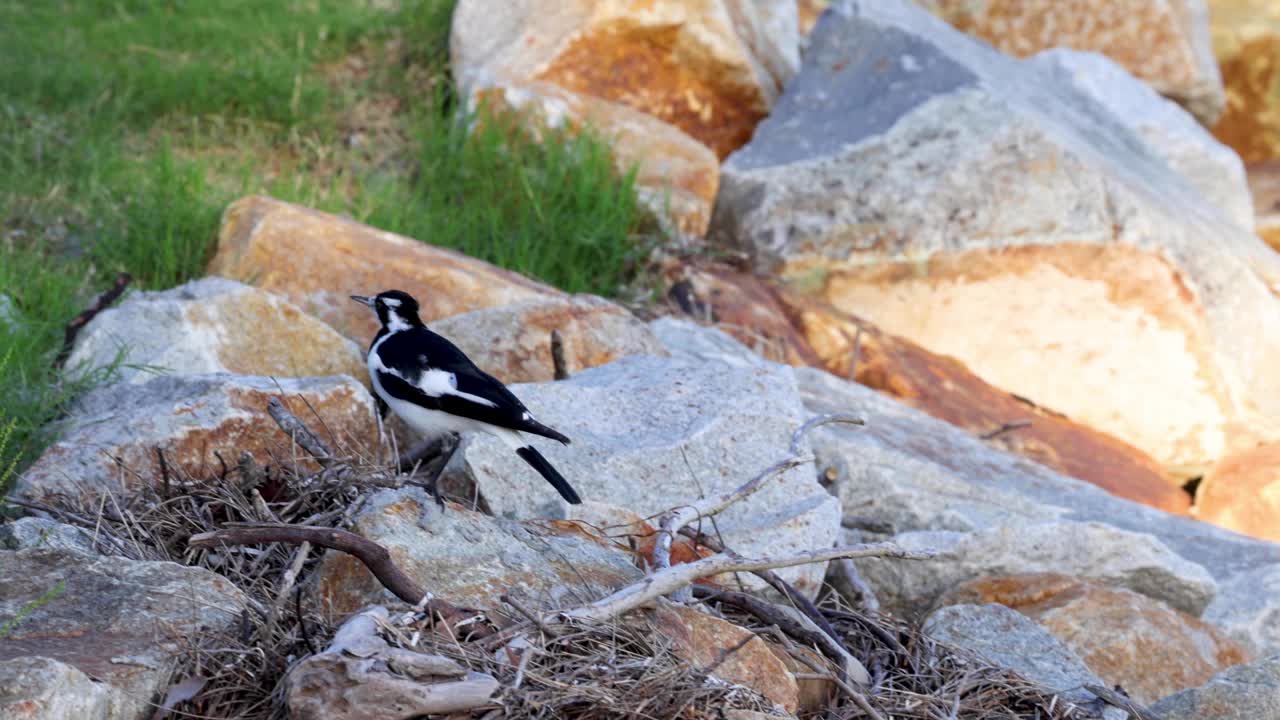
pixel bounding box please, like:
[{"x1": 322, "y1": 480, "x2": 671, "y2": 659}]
[
  {"x1": 1195, "y1": 441, "x2": 1280, "y2": 542},
  {"x1": 538, "y1": 24, "x2": 767, "y2": 159},
  {"x1": 663, "y1": 262, "x2": 1190, "y2": 514},
  {"x1": 940, "y1": 573, "x2": 1250, "y2": 704},
  {"x1": 209, "y1": 196, "x2": 560, "y2": 342}
]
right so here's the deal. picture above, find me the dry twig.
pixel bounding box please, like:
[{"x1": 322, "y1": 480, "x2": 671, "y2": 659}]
[{"x1": 55, "y1": 271, "x2": 132, "y2": 368}]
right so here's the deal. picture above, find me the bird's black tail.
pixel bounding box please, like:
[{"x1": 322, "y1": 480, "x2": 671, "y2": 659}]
[{"x1": 515, "y1": 446, "x2": 582, "y2": 504}]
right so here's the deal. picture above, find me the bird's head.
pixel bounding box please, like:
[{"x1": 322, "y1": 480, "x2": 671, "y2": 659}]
[{"x1": 350, "y1": 290, "x2": 422, "y2": 332}]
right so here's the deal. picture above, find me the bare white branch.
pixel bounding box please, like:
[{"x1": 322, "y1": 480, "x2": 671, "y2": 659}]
[{"x1": 567, "y1": 541, "x2": 930, "y2": 623}]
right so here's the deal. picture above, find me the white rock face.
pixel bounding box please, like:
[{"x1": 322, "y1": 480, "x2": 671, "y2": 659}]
[
  {"x1": 712, "y1": 0, "x2": 1280, "y2": 478},
  {"x1": 855, "y1": 521, "x2": 1217, "y2": 618},
  {"x1": 1029, "y1": 48, "x2": 1253, "y2": 231},
  {"x1": 65, "y1": 277, "x2": 365, "y2": 385},
  {"x1": 448, "y1": 355, "x2": 842, "y2": 596}
]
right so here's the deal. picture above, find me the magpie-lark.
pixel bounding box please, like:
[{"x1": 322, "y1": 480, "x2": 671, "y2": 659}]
[{"x1": 352, "y1": 289, "x2": 582, "y2": 504}]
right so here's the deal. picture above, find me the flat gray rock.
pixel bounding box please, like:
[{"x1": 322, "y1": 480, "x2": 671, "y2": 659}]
[
  {"x1": 315, "y1": 487, "x2": 642, "y2": 615},
  {"x1": 1204, "y1": 564, "x2": 1280, "y2": 658},
  {"x1": 448, "y1": 355, "x2": 842, "y2": 596},
  {"x1": 1152, "y1": 655, "x2": 1280, "y2": 720},
  {"x1": 857, "y1": 521, "x2": 1216, "y2": 618},
  {"x1": 0, "y1": 549, "x2": 246, "y2": 720},
  {"x1": 924, "y1": 604, "x2": 1118, "y2": 716}
]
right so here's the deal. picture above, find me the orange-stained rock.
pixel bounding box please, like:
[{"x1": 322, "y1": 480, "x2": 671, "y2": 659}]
[
  {"x1": 920, "y1": 0, "x2": 1225, "y2": 125},
  {"x1": 662, "y1": 263, "x2": 1190, "y2": 514},
  {"x1": 939, "y1": 573, "x2": 1250, "y2": 704},
  {"x1": 798, "y1": 0, "x2": 830, "y2": 36},
  {"x1": 14, "y1": 374, "x2": 376, "y2": 500},
  {"x1": 1195, "y1": 442, "x2": 1280, "y2": 542},
  {"x1": 474, "y1": 81, "x2": 719, "y2": 237},
  {"x1": 651, "y1": 603, "x2": 799, "y2": 713},
  {"x1": 1209, "y1": 0, "x2": 1280, "y2": 162},
  {"x1": 1248, "y1": 160, "x2": 1280, "y2": 252},
  {"x1": 451, "y1": 0, "x2": 799, "y2": 235},
  {"x1": 209, "y1": 196, "x2": 561, "y2": 342},
  {"x1": 453, "y1": 0, "x2": 798, "y2": 158},
  {"x1": 430, "y1": 295, "x2": 667, "y2": 384}
]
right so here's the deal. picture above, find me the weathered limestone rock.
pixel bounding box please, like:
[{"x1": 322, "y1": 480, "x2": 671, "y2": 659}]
[
  {"x1": 1205, "y1": 563, "x2": 1280, "y2": 658},
  {"x1": 855, "y1": 521, "x2": 1216, "y2": 618},
  {"x1": 940, "y1": 574, "x2": 1249, "y2": 704},
  {"x1": 474, "y1": 79, "x2": 720, "y2": 237},
  {"x1": 430, "y1": 294, "x2": 667, "y2": 384},
  {"x1": 16, "y1": 374, "x2": 375, "y2": 499},
  {"x1": 315, "y1": 488, "x2": 641, "y2": 617},
  {"x1": 923, "y1": 604, "x2": 1113, "y2": 712},
  {"x1": 0, "y1": 549, "x2": 245, "y2": 720},
  {"x1": 1209, "y1": 0, "x2": 1280, "y2": 163},
  {"x1": 1031, "y1": 48, "x2": 1252, "y2": 230},
  {"x1": 0, "y1": 658, "x2": 111, "y2": 720},
  {"x1": 448, "y1": 355, "x2": 842, "y2": 596},
  {"x1": 1196, "y1": 442, "x2": 1280, "y2": 542},
  {"x1": 652, "y1": 604, "x2": 799, "y2": 714},
  {"x1": 918, "y1": 0, "x2": 1225, "y2": 124},
  {"x1": 659, "y1": 265, "x2": 1188, "y2": 513},
  {"x1": 209, "y1": 196, "x2": 560, "y2": 342},
  {"x1": 451, "y1": 0, "x2": 799, "y2": 235},
  {"x1": 713, "y1": 0, "x2": 1280, "y2": 478},
  {"x1": 65, "y1": 277, "x2": 365, "y2": 385},
  {"x1": 453, "y1": 0, "x2": 798, "y2": 159},
  {"x1": 1152, "y1": 655, "x2": 1280, "y2": 720}
]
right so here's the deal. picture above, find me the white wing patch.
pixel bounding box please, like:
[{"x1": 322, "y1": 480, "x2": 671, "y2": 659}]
[{"x1": 369, "y1": 332, "x2": 498, "y2": 409}]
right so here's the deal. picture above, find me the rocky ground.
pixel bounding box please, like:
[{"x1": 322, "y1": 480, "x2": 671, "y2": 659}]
[{"x1": 5, "y1": 1, "x2": 1280, "y2": 719}]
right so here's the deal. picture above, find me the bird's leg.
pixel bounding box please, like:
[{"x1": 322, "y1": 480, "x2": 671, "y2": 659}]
[{"x1": 424, "y1": 433, "x2": 461, "y2": 511}]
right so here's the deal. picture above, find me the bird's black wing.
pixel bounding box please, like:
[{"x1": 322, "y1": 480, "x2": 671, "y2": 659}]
[{"x1": 374, "y1": 328, "x2": 570, "y2": 444}]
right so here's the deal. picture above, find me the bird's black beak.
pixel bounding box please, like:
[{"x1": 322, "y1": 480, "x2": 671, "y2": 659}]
[{"x1": 350, "y1": 295, "x2": 373, "y2": 307}]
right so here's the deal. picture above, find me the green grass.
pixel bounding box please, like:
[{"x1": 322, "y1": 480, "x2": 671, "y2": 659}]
[{"x1": 0, "y1": 0, "x2": 650, "y2": 488}]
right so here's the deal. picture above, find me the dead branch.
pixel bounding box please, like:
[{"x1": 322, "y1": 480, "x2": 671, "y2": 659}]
[
  {"x1": 550, "y1": 329, "x2": 569, "y2": 381},
  {"x1": 188, "y1": 522, "x2": 483, "y2": 633},
  {"x1": 767, "y1": 626, "x2": 886, "y2": 720},
  {"x1": 288, "y1": 606, "x2": 499, "y2": 719},
  {"x1": 680, "y1": 527, "x2": 854, "y2": 665},
  {"x1": 267, "y1": 398, "x2": 340, "y2": 467},
  {"x1": 829, "y1": 557, "x2": 881, "y2": 613},
  {"x1": 55, "y1": 271, "x2": 132, "y2": 369},
  {"x1": 650, "y1": 413, "x2": 865, "y2": 590},
  {"x1": 1084, "y1": 685, "x2": 1164, "y2": 720},
  {"x1": 980, "y1": 420, "x2": 1032, "y2": 440},
  {"x1": 564, "y1": 542, "x2": 932, "y2": 624},
  {"x1": 693, "y1": 586, "x2": 870, "y2": 686}
]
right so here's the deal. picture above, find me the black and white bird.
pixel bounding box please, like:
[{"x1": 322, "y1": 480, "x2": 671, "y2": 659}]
[{"x1": 351, "y1": 289, "x2": 582, "y2": 504}]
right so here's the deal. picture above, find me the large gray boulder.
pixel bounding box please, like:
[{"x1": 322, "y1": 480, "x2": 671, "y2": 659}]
[
  {"x1": 711, "y1": 0, "x2": 1280, "y2": 478},
  {"x1": 1204, "y1": 564, "x2": 1280, "y2": 658},
  {"x1": 924, "y1": 604, "x2": 1121, "y2": 718},
  {"x1": 0, "y1": 518, "x2": 99, "y2": 554},
  {"x1": 65, "y1": 277, "x2": 365, "y2": 385},
  {"x1": 314, "y1": 487, "x2": 642, "y2": 616},
  {"x1": 1028, "y1": 49, "x2": 1253, "y2": 231},
  {"x1": 1152, "y1": 655, "x2": 1280, "y2": 720},
  {"x1": 856, "y1": 521, "x2": 1216, "y2": 618},
  {"x1": 16, "y1": 373, "x2": 376, "y2": 499},
  {"x1": 447, "y1": 355, "x2": 842, "y2": 596},
  {"x1": 0, "y1": 549, "x2": 246, "y2": 720}
]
